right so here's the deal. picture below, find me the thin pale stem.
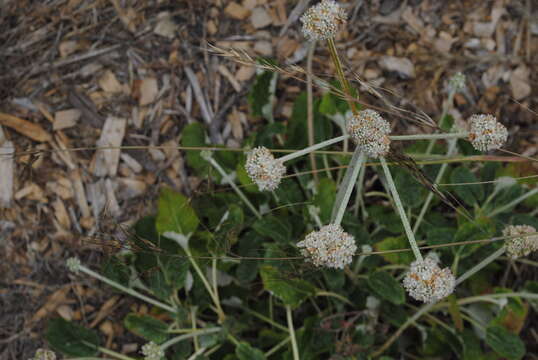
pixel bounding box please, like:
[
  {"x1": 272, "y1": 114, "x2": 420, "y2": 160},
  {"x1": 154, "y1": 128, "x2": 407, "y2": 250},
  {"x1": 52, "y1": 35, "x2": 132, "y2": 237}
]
[
  {"x1": 489, "y1": 187, "x2": 538, "y2": 217},
  {"x1": 315, "y1": 290, "x2": 352, "y2": 305},
  {"x1": 161, "y1": 328, "x2": 222, "y2": 350},
  {"x1": 265, "y1": 336, "x2": 291, "y2": 357},
  {"x1": 206, "y1": 156, "x2": 261, "y2": 219},
  {"x1": 327, "y1": 38, "x2": 357, "y2": 114},
  {"x1": 286, "y1": 305, "x2": 300, "y2": 360},
  {"x1": 332, "y1": 149, "x2": 365, "y2": 225},
  {"x1": 389, "y1": 132, "x2": 467, "y2": 141},
  {"x1": 380, "y1": 157, "x2": 423, "y2": 262},
  {"x1": 77, "y1": 264, "x2": 176, "y2": 314},
  {"x1": 456, "y1": 247, "x2": 505, "y2": 285},
  {"x1": 413, "y1": 139, "x2": 458, "y2": 233},
  {"x1": 279, "y1": 135, "x2": 348, "y2": 163},
  {"x1": 307, "y1": 41, "x2": 318, "y2": 183},
  {"x1": 424, "y1": 91, "x2": 456, "y2": 156}
]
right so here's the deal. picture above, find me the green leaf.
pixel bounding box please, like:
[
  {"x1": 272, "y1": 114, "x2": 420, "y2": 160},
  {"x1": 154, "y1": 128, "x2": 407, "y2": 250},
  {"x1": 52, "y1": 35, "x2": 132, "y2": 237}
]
[
  {"x1": 236, "y1": 162, "x2": 259, "y2": 193},
  {"x1": 454, "y1": 217, "x2": 495, "y2": 258},
  {"x1": 236, "y1": 342, "x2": 266, "y2": 360},
  {"x1": 426, "y1": 227, "x2": 456, "y2": 247},
  {"x1": 248, "y1": 60, "x2": 278, "y2": 122},
  {"x1": 485, "y1": 325, "x2": 525, "y2": 360},
  {"x1": 260, "y1": 265, "x2": 316, "y2": 308},
  {"x1": 156, "y1": 187, "x2": 199, "y2": 236},
  {"x1": 393, "y1": 168, "x2": 426, "y2": 209},
  {"x1": 450, "y1": 167, "x2": 484, "y2": 206},
  {"x1": 368, "y1": 271, "x2": 405, "y2": 304},
  {"x1": 374, "y1": 236, "x2": 414, "y2": 265},
  {"x1": 101, "y1": 255, "x2": 130, "y2": 286},
  {"x1": 252, "y1": 216, "x2": 291, "y2": 243},
  {"x1": 124, "y1": 314, "x2": 169, "y2": 344},
  {"x1": 181, "y1": 122, "x2": 208, "y2": 174},
  {"x1": 313, "y1": 178, "x2": 336, "y2": 223},
  {"x1": 45, "y1": 318, "x2": 100, "y2": 357}
]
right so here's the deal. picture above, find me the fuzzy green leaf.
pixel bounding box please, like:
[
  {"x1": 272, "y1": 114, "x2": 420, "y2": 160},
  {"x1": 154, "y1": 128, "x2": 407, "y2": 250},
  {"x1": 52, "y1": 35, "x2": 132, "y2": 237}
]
[
  {"x1": 368, "y1": 271, "x2": 405, "y2": 304},
  {"x1": 46, "y1": 318, "x2": 100, "y2": 357},
  {"x1": 260, "y1": 265, "x2": 316, "y2": 308},
  {"x1": 485, "y1": 325, "x2": 525, "y2": 360},
  {"x1": 253, "y1": 216, "x2": 291, "y2": 243},
  {"x1": 236, "y1": 342, "x2": 266, "y2": 360},
  {"x1": 124, "y1": 314, "x2": 169, "y2": 344},
  {"x1": 450, "y1": 167, "x2": 484, "y2": 206},
  {"x1": 156, "y1": 187, "x2": 199, "y2": 236}
]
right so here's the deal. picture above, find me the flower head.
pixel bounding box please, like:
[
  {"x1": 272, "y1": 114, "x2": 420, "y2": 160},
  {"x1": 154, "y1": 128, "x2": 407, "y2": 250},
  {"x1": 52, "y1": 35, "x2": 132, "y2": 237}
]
[
  {"x1": 403, "y1": 254, "x2": 455, "y2": 303},
  {"x1": 66, "y1": 257, "x2": 81, "y2": 273},
  {"x1": 347, "y1": 109, "x2": 391, "y2": 158},
  {"x1": 141, "y1": 342, "x2": 164, "y2": 360},
  {"x1": 297, "y1": 224, "x2": 356, "y2": 269},
  {"x1": 300, "y1": 0, "x2": 347, "y2": 41},
  {"x1": 447, "y1": 72, "x2": 466, "y2": 93},
  {"x1": 468, "y1": 114, "x2": 507, "y2": 151},
  {"x1": 245, "y1": 146, "x2": 286, "y2": 191},
  {"x1": 31, "y1": 349, "x2": 56, "y2": 360},
  {"x1": 503, "y1": 225, "x2": 538, "y2": 259}
]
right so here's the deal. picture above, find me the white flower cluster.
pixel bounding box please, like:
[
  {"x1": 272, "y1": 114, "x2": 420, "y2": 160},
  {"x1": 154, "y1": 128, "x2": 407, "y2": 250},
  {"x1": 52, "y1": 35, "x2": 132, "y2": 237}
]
[
  {"x1": 141, "y1": 342, "x2": 165, "y2": 360},
  {"x1": 347, "y1": 109, "x2": 391, "y2": 158},
  {"x1": 403, "y1": 254, "x2": 455, "y2": 303},
  {"x1": 300, "y1": 0, "x2": 347, "y2": 41},
  {"x1": 30, "y1": 349, "x2": 56, "y2": 360},
  {"x1": 297, "y1": 224, "x2": 357, "y2": 269},
  {"x1": 66, "y1": 257, "x2": 81, "y2": 273},
  {"x1": 468, "y1": 114, "x2": 508, "y2": 152},
  {"x1": 503, "y1": 225, "x2": 538, "y2": 259},
  {"x1": 448, "y1": 72, "x2": 466, "y2": 93},
  {"x1": 245, "y1": 146, "x2": 286, "y2": 191}
]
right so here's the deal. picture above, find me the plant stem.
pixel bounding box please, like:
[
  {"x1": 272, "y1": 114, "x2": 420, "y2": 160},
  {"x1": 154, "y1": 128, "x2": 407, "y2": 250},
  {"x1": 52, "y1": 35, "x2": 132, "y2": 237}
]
[
  {"x1": 161, "y1": 328, "x2": 222, "y2": 350},
  {"x1": 307, "y1": 40, "x2": 318, "y2": 184},
  {"x1": 380, "y1": 157, "x2": 423, "y2": 262},
  {"x1": 331, "y1": 149, "x2": 365, "y2": 225},
  {"x1": 315, "y1": 290, "x2": 353, "y2": 305},
  {"x1": 413, "y1": 139, "x2": 458, "y2": 233},
  {"x1": 286, "y1": 305, "x2": 300, "y2": 360},
  {"x1": 240, "y1": 307, "x2": 289, "y2": 333},
  {"x1": 279, "y1": 135, "x2": 348, "y2": 163},
  {"x1": 389, "y1": 132, "x2": 467, "y2": 141},
  {"x1": 265, "y1": 336, "x2": 291, "y2": 357},
  {"x1": 327, "y1": 38, "x2": 357, "y2": 114},
  {"x1": 456, "y1": 247, "x2": 505, "y2": 285},
  {"x1": 77, "y1": 264, "x2": 177, "y2": 314},
  {"x1": 488, "y1": 187, "x2": 538, "y2": 217},
  {"x1": 205, "y1": 155, "x2": 261, "y2": 219},
  {"x1": 424, "y1": 91, "x2": 456, "y2": 157}
]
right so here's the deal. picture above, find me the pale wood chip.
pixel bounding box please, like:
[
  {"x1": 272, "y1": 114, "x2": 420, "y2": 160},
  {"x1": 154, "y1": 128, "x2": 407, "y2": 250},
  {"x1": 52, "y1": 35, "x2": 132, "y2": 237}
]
[
  {"x1": 87, "y1": 179, "x2": 107, "y2": 220},
  {"x1": 510, "y1": 65, "x2": 531, "y2": 100},
  {"x1": 225, "y1": 2, "x2": 250, "y2": 20},
  {"x1": 235, "y1": 65, "x2": 256, "y2": 81},
  {"x1": 379, "y1": 56, "x2": 415, "y2": 78},
  {"x1": 138, "y1": 77, "x2": 159, "y2": 106},
  {"x1": 71, "y1": 168, "x2": 91, "y2": 218},
  {"x1": 59, "y1": 40, "x2": 79, "y2": 58},
  {"x1": 251, "y1": 7, "x2": 272, "y2": 29},
  {"x1": 218, "y1": 64, "x2": 241, "y2": 92},
  {"x1": 105, "y1": 179, "x2": 121, "y2": 217},
  {"x1": 52, "y1": 198, "x2": 71, "y2": 229},
  {"x1": 154, "y1": 12, "x2": 177, "y2": 38},
  {"x1": 0, "y1": 112, "x2": 51, "y2": 142},
  {"x1": 120, "y1": 152, "x2": 143, "y2": 173},
  {"x1": 89, "y1": 296, "x2": 120, "y2": 328},
  {"x1": 0, "y1": 128, "x2": 14, "y2": 208},
  {"x1": 98, "y1": 70, "x2": 123, "y2": 93},
  {"x1": 15, "y1": 183, "x2": 47, "y2": 202},
  {"x1": 46, "y1": 177, "x2": 74, "y2": 200},
  {"x1": 92, "y1": 117, "x2": 127, "y2": 177},
  {"x1": 54, "y1": 109, "x2": 81, "y2": 130},
  {"x1": 117, "y1": 178, "x2": 147, "y2": 200}
]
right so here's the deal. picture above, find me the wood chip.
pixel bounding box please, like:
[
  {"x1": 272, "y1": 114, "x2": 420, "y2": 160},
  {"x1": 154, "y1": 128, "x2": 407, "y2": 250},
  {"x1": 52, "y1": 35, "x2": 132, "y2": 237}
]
[
  {"x1": 138, "y1": 77, "x2": 159, "y2": 106},
  {"x1": 71, "y1": 168, "x2": 91, "y2": 218},
  {"x1": 98, "y1": 70, "x2": 123, "y2": 93},
  {"x1": 120, "y1": 153, "x2": 142, "y2": 173},
  {"x1": 510, "y1": 65, "x2": 531, "y2": 101},
  {"x1": 379, "y1": 56, "x2": 415, "y2": 78},
  {"x1": 54, "y1": 109, "x2": 81, "y2": 130},
  {"x1": 0, "y1": 112, "x2": 51, "y2": 142},
  {"x1": 251, "y1": 7, "x2": 272, "y2": 29},
  {"x1": 105, "y1": 179, "x2": 120, "y2": 217},
  {"x1": 117, "y1": 178, "x2": 147, "y2": 200},
  {"x1": 154, "y1": 12, "x2": 177, "y2": 38},
  {"x1": 235, "y1": 65, "x2": 256, "y2": 81},
  {"x1": 218, "y1": 65, "x2": 241, "y2": 92},
  {"x1": 52, "y1": 198, "x2": 71, "y2": 229},
  {"x1": 0, "y1": 128, "x2": 14, "y2": 208},
  {"x1": 92, "y1": 117, "x2": 127, "y2": 177},
  {"x1": 225, "y1": 2, "x2": 250, "y2": 20},
  {"x1": 59, "y1": 40, "x2": 79, "y2": 58}
]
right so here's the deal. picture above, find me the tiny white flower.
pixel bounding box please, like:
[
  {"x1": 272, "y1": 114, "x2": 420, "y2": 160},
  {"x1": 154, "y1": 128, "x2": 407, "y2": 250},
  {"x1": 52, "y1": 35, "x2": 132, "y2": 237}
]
[
  {"x1": 297, "y1": 224, "x2": 357, "y2": 269},
  {"x1": 30, "y1": 349, "x2": 56, "y2": 360},
  {"x1": 300, "y1": 0, "x2": 347, "y2": 41},
  {"x1": 403, "y1": 254, "x2": 455, "y2": 303},
  {"x1": 245, "y1": 146, "x2": 286, "y2": 191},
  {"x1": 447, "y1": 72, "x2": 466, "y2": 93},
  {"x1": 503, "y1": 225, "x2": 538, "y2": 259},
  {"x1": 141, "y1": 342, "x2": 164, "y2": 360},
  {"x1": 347, "y1": 109, "x2": 391, "y2": 158},
  {"x1": 66, "y1": 257, "x2": 81, "y2": 273},
  {"x1": 468, "y1": 114, "x2": 508, "y2": 152}
]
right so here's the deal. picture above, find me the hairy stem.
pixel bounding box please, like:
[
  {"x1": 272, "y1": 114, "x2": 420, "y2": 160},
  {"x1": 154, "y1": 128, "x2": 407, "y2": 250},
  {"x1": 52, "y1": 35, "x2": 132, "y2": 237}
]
[
  {"x1": 331, "y1": 149, "x2": 365, "y2": 225},
  {"x1": 327, "y1": 38, "x2": 357, "y2": 114},
  {"x1": 286, "y1": 305, "x2": 300, "y2": 360}
]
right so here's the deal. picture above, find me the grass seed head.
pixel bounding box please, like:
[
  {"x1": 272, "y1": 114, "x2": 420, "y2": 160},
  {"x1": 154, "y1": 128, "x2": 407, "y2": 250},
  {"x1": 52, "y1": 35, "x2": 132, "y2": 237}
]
[
  {"x1": 403, "y1": 254, "x2": 455, "y2": 303},
  {"x1": 300, "y1": 0, "x2": 347, "y2": 41},
  {"x1": 245, "y1": 146, "x2": 286, "y2": 191},
  {"x1": 468, "y1": 114, "x2": 508, "y2": 151},
  {"x1": 503, "y1": 225, "x2": 538, "y2": 259},
  {"x1": 347, "y1": 109, "x2": 391, "y2": 158},
  {"x1": 297, "y1": 224, "x2": 357, "y2": 269}
]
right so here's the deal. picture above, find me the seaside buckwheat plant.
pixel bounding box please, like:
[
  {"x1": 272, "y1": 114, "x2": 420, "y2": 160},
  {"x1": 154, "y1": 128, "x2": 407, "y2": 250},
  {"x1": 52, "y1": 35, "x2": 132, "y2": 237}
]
[
  {"x1": 503, "y1": 225, "x2": 538, "y2": 259},
  {"x1": 468, "y1": 114, "x2": 508, "y2": 151},
  {"x1": 30, "y1": 349, "x2": 56, "y2": 360},
  {"x1": 245, "y1": 146, "x2": 286, "y2": 191},
  {"x1": 347, "y1": 109, "x2": 391, "y2": 158},
  {"x1": 300, "y1": 0, "x2": 347, "y2": 41},
  {"x1": 47, "y1": 2, "x2": 538, "y2": 359},
  {"x1": 296, "y1": 224, "x2": 357, "y2": 269},
  {"x1": 403, "y1": 254, "x2": 456, "y2": 303}
]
